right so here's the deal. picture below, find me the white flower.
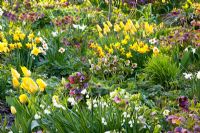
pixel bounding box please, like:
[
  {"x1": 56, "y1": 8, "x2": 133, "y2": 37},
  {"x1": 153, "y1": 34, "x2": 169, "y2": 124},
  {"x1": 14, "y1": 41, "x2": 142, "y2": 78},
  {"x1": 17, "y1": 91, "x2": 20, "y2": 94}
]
[
  {"x1": 184, "y1": 47, "x2": 189, "y2": 52},
  {"x1": 149, "y1": 38, "x2": 158, "y2": 44},
  {"x1": 67, "y1": 97, "x2": 76, "y2": 106},
  {"x1": 40, "y1": 104, "x2": 45, "y2": 109},
  {"x1": 93, "y1": 103, "x2": 98, "y2": 108},
  {"x1": 138, "y1": 116, "x2": 146, "y2": 124},
  {"x1": 52, "y1": 31, "x2": 58, "y2": 37},
  {"x1": 163, "y1": 109, "x2": 170, "y2": 116},
  {"x1": 73, "y1": 24, "x2": 79, "y2": 29},
  {"x1": 58, "y1": 47, "x2": 65, "y2": 53},
  {"x1": 183, "y1": 73, "x2": 193, "y2": 79},
  {"x1": 8, "y1": 131, "x2": 13, "y2": 133},
  {"x1": 0, "y1": 25, "x2": 2, "y2": 30},
  {"x1": 86, "y1": 94, "x2": 89, "y2": 98},
  {"x1": 52, "y1": 97, "x2": 66, "y2": 110},
  {"x1": 197, "y1": 71, "x2": 200, "y2": 79},
  {"x1": 104, "y1": 131, "x2": 111, "y2": 133},
  {"x1": 101, "y1": 117, "x2": 107, "y2": 125},
  {"x1": 0, "y1": 8, "x2": 4, "y2": 16},
  {"x1": 128, "y1": 120, "x2": 134, "y2": 127},
  {"x1": 81, "y1": 89, "x2": 87, "y2": 95},
  {"x1": 42, "y1": 42, "x2": 48, "y2": 50},
  {"x1": 34, "y1": 113, "x2": 41, "y2": 119},
  {"x1": 79, "y1": 25, "x2": 87, "y2": 31},
  {"x1": 44, "y1": 109, "x2": 51, "y2": 115},
  {"x1": 192, "y1": 48, "x2": 196, "y2": 54},
  {"x1": 73, "y1": 24, "x2": 87, "y2": 31}
]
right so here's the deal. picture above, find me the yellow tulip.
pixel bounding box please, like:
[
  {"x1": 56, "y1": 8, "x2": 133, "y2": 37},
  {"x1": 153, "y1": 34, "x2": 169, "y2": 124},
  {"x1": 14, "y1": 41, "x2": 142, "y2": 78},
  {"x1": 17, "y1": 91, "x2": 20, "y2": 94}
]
[
  {"x1": 11, "y1": 68, "x2": 20, "y2": 79},
  {"x1": 36, "y1": 78, "x2": 47, "y2": 92},
  {"x1": 21, "y1": 77, "x2": 38, "y2": 94},
  {"x1": 21, "y1": 66, "x2": 31, "y2": 77},
  {"x1": 19, "y1": 94, "x2": 28, "y2": 104},
  {"x1": 10, "y1": 106, "x2": 17, "y2": 114},
  {"x1": 12, "y1": 77, "x2": 20, "y2": 88}
]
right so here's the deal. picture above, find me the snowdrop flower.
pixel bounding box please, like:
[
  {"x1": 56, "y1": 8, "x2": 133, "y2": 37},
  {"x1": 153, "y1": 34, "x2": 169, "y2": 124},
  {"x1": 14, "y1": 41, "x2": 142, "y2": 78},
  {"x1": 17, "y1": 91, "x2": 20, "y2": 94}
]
[
  {"x1": 102, "y1": 117, "x2": 107, "y2": 125},
  {"x1": 138, "y1": 116, "x2": 146, "y2": 124},
  {"x1": 122, "y1": 112, "x2": 130, "y2": 118},
  {"x1": 52, "y1": 96, "x2": 66, "y2": 110},
  {"x1": 0, "y1": 8, "x2": 3, "y2": 16},
  {"x1": 67, "y1": 97, "x2": 77, "y2": 106},
  {"x1": 163, "y1": 109, "x2": 170, "y2": 116},
  {"x1": 93, "y1": 103, "x2": 98, "y2": 108},
  {"x1": 184, "y1": 47, "x2": 189, "y2": 52},
  {"x1": 0, "y1": 25, "x2": 2, "y2": 30},
  {"x1": 104, "y1": 131, "x2": 111, "y2": 133},
  {"x1": 34, "y1": 113, "x2": 41, "y2": 119},
  {"x1": 40, "y1": 104, "x2": 45, "y2": 109},
  {"x1": 8, "y1": 131, "x2": 13, "y2": 133},
  {"x1": 197, "y1": 71, "x2": 200, "y2": 79},
  {"x1": 86, "y1": 94, "x2": 89, "y2": 98},
  {"x1": 192, "y1": 48, "x2": 196, "y2": 54},
  {"x1": 58, "y1": 47, "x2": 65, "y2": 53},
  {"x1": 128, "y1": 120, "x2": 134, "y2": 127},
  {"x1": 52, "y1": 31, "x2": 58, "y2": 37},
  {"x1": 183, "y1": 73, "x2": 193, "y2": 79},
  {"x1": 44, "y1": 109, "x2": 51, "y2": 115},
  {"x1": 81, "y1": 89, "x2": 87, "y2": 95}
]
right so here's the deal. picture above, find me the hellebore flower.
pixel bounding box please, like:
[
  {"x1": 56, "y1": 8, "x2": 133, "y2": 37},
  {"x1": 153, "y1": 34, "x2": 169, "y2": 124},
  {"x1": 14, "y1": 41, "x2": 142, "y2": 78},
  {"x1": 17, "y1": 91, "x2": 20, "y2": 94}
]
[
  {"x1": 178, "y1": 96, "x2": 189, "y2": 111},
  {"x1": 114, "y1": 96, "x2": 121, "y2": 103},
  {"x1": 68, "y1": 76, "x2": 75, "y2": 84},
  {"x1": 194, "y1": 125, "x2": 200, "y2": 133}
]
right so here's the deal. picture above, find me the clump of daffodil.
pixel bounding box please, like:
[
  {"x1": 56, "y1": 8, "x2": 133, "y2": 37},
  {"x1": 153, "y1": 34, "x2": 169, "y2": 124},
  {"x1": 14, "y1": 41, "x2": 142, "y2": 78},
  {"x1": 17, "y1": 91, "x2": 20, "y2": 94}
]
[{"x1": 19, "y1": 94, "x2": 29, "y2": 104}]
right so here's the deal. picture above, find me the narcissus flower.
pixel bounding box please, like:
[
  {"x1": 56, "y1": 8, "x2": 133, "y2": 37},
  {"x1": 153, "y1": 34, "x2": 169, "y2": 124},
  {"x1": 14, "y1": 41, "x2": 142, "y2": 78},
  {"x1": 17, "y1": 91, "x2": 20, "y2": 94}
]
[
  {"x1": 126, "y1": 52, "x2": 132, "y2": 58},
  {"x1": 28, "y1": 33, "x2": 34, "y2": 40},
  {"x1": 21, "y1": 66, "x2": 31, "y2": 77},
  {"x1": 31, "y1": 47, "x2": 41, "y2": 56},
  {"x1": 10, "y1": 106, "x2": 17, "y2": 114},
  {"x1": 36, "y1": 78, "x2": 47, "y2": 91},
  {"x1": 11, "y1": 68, "x2": 20, "y2": 79},
  {"x1": 12, "y1": 77, "x2": 20, "y2": 88},
  {"x1": 35, "y1": 37, "x2": 41, "y2": 43},
  {"x1": 21, "y1": 77, "x2": 38, "y2": 94},
  {"x1": 19, "y1": 94, "x2": 28, "y2": 104}
]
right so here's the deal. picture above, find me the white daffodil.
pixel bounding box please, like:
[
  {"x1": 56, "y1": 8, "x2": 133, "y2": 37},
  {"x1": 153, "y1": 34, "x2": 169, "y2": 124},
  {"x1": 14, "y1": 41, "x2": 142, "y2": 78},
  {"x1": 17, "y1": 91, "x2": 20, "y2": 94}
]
[{"x1": 58, "y1": 47, "x2": 65, "y2": 53}]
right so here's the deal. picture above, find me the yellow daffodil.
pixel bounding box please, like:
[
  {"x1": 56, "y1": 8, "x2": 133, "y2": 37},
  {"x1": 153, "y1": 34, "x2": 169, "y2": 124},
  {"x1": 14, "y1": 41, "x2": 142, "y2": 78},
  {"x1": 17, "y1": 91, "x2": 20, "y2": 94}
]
[
  {"x1": 21, "y1": 66, "x2": 31, "y2": 77},
  {"x1": 31, "y1": 47, "x2": 41, "y2": 56},
  {"x1": 19, "y1": 33, "x2": 26, "y2": 40},
  {"x1": 36, "y1": 78, "x2": 47, "y2": 92},
  {"x1": 28, "y1": 33, "x2": 34, "y2": 40},
  {"x1": 26, "y1": 43, "x2": 32, "y2": 49},
  {"x1": 11, "y1": 68, "x2": 20, "y2": 79},
  {"x1": 114, "y1": 23, "x2": 121, "y2": 32},
  {"x1": 10, "y1": 106, "x2": 17, "y2": 114},
  {"x1": 106, "y1": 21, "x2": 112, "y2": 27},
  {"x1": 35, "y1": 37, "x2": 41, "y2": 44},
  {"x1": 19, "y1": 94, "x2": 28, "y2": 104},
  {"x1": 96, "y1": 25, "x2": 102, "y2": 32},
  {"x1": 126, "y1": 52, "x2": 132, "y2": 58}
]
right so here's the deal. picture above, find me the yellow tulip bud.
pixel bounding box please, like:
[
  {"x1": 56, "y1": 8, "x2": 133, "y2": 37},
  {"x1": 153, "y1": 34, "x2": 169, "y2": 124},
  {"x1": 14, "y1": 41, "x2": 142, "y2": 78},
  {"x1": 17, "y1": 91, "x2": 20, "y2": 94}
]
[
  {"x1": 19, "y1": 94, "x2": 28, "y2": 104},
  {"x1": 10, "y1": 106, "x2": 17, "y2": 114}
]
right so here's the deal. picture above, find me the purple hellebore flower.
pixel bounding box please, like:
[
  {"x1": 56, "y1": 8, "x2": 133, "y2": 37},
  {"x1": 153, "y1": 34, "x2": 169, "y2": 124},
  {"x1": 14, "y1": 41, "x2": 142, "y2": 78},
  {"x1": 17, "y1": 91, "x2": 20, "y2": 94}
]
[
  {"x1": 83, "y1": 83, "x2": 88, "y2": 89},
  {"x1": 178, "y1": 96, "x2": 189, "y2": 111},
  {"x1": 194, "y1": 125, "x2": 200, "y2": 133},
  {"x1": 65, "y1": 83, "x2": 71, "y2": 89},
  {"x1": 76, "y1": 72, "x2": 82, "y2": 77},
  {"x1": 80, "y1": 76, "x2": 85, "y2": 82}
]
